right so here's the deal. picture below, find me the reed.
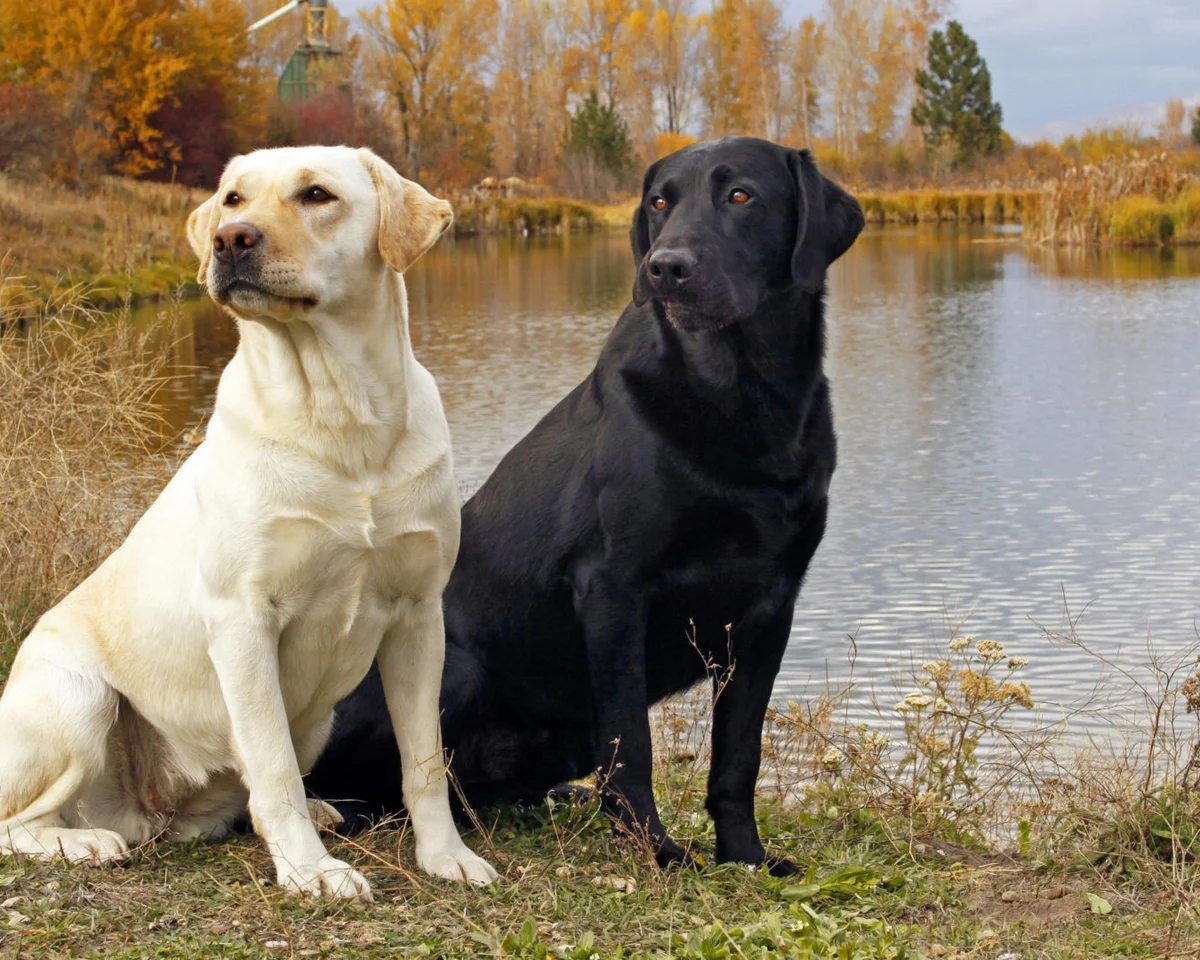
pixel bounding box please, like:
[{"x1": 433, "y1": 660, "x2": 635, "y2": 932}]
[
  {"x1": 1023, "y1": 154, "x2": 1199, "y2": 246},
  {"x1": 0, "y1": 274, "x2": 178, "y2": 665},
  {"x1": 451, "y1": 196, "x2": 600, "y2": 236},
  {"x1": 856, "y1": 188, "x2": 1038, "y2": 225}
]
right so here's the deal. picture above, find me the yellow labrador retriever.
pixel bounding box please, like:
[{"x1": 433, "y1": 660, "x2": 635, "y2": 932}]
[{"x1": 0, "y1": 146, "x2": 497, "y2": 900}]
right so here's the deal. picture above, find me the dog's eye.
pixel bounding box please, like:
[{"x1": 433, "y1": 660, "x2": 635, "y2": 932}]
[
  {"x1": 302, "y1": 186, "x2": 335, "y2": 204},
  {"x1": 223, "y1": 191, "x2": 241, "y2": 207},
  {"x1": 651, "y1": 195, "x2": 668, "y2": 212},
  {"x1": 729, "y1": 188, "x2": 751, "y2": 205}
]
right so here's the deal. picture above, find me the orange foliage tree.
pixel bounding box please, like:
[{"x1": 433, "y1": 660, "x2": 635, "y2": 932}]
[{"x1": 362, "y1": 0, "x2": 496, "y2": 186}]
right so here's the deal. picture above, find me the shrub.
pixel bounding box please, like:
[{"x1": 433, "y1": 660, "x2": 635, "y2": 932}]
[{"x1": 1109, "y1": 196, "x2": 1175, "y2": 245}]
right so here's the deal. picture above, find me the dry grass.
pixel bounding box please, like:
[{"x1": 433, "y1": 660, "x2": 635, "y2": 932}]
[
  {"x1": 0, "y1": 273, "x2": 180, "y2": 664},
  {"x1": 856, "y1": 189, "x2": 1038, "y2": 226},
  {"x1": 1023, "y1": 154, "x2": 1200, "y2": 246},
  {"x1": 0, "y1": 173, "x2": 205, "y2": 311},
  {"x1": 450, "y1": 195, "x2": 603, "y2": 236}
]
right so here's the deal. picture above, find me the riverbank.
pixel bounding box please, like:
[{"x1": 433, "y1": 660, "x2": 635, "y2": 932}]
[
  {"x1": 0, "y1": 174, "x2": 205, "y2": 310},
  {"x1": 0, "y1": 174, "x2": 632, "y2": 311},
  {"x1": 3, "y1": 291, "x2": 1199, "y2": 959}
]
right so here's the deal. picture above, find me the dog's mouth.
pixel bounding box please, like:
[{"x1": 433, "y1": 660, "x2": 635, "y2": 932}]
[
  {"x1": 215, "y1": 278, "x2": 319, "y2": 312},
  {"x1": 656, "y1": 299, "x2": 737, "y2": 333}
]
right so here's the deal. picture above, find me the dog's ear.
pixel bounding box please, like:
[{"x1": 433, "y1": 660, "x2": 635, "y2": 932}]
[
  {"x1": 359, "y1": 148, "x2": 454, "y2": 273},
  {"x1": 186, "y1": 193, "x2": 221, "y2": 285},
  {"x1": 630, "y1": 157, "x2": 663, "y2": 267},
  {"x1": 788, "y1": 149, "x2": 865, "y2": 295}
]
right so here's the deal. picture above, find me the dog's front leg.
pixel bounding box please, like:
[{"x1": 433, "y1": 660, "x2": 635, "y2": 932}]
[
  {"x1": 207, "y1": 606, "x2": 372, "y2": 901},
  {"x1": 376, "y1": 599, "x2": 498, "y2": 885},
  {"x1": 576, "y1": 570, "x2": 691, "y2": 868},
  {"x1": 705, "y1": 608, "x2": 798, "y2": 877}
]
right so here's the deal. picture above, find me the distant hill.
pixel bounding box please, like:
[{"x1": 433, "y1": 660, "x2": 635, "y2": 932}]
[{"x1": 1017, "y1": 93, "x2": 1200, "y2": 143}]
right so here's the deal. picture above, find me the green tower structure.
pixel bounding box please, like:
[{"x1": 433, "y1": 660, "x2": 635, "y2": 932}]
[{"x1": 247, "y1": 0, "x2": 342, "y2": 103}]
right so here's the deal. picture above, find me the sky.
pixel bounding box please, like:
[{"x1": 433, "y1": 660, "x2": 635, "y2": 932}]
[
  {"x1": 783, "y1": 0, "x2": 1200, "y2": 136},
  {"x1": 333, "y1": 0, "x2": 1200, "y2": 139}
]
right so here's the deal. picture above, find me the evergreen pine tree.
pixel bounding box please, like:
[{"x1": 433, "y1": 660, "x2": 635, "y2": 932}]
[
  {"x1": 1192, "y1": 107, "x2": 1200, "y2": 146},
  {"x1": 911, "y1": 20, "x2": 1004, "y2": 168}
]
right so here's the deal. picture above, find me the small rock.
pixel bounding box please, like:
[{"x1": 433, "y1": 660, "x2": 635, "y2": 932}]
[
  {"x1": 0, "y1": 897, "x2": 23, "y2": 910},
  {"x1": 209, "y1": 924, "x2": 229, "y2": 936},
  {"x1": 1040, "y1": 885, "x2": 1070, "y2": 900},
  {"x1": 264, "y1": 940, "x2": 289, "y2": 952},
  {"x1": 6, "y1": 911, "x2": 30, "y2": 928},
  {"x1": 554, "y1": 865, "x2": 571, "y2": 879},
  {"x1": 927, "y1": 945, "x2": 948, "y2": 957},
  {"x1": 999, "y1": 890, "x2": 1020, "y2": 902},
  {"x1": 975, "y1": 928, "x2": 998, "y2": 941}
]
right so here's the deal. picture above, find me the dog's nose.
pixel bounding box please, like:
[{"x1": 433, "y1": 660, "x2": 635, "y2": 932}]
[
  {"x1": 212, "y1": 222, "x2": 263, "y2": 263},
  {"x1": 646, "y1": 249, "x2": 696, "y2": 294}
]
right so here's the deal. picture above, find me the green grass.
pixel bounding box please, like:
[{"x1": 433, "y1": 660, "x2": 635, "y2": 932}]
[{"x1": 0, "y1": 785, "x2": 1177, "y2": 959}]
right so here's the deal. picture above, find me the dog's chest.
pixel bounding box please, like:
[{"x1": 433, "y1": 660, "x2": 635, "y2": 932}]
[{"x1": 266, "y1": 484, "x2": 448, "y2": 707}]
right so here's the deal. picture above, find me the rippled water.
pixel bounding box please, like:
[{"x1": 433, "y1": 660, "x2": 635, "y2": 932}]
[{"x1": 143, "y1": 227, "x2": 1200, "y2": 730}]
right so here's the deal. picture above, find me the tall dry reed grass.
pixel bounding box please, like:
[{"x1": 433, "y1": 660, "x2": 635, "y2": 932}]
[
  {"x1": 1023, "y1": 154, "x2": 1200, "y2": 246},
  {"x1": 0, "y1": 272, "x2": 180, "y2": 669}
]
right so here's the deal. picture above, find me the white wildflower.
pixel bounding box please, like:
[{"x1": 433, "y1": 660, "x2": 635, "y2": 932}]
[
  {"x1": 976, "y1": 639, "x2": 1007, "y2": 662},
  {"x1": 934, "y1": 698, "x2": 951, "y2": 712},
  {"x1": 904, "y1": 692, "x2": 934, "y2": 708},
  {"x1": 822, "y1": 746, "x2": 845, "y2": 765},
  {"x1": 949, "y1": 635, "x2": 972, "y2": 652},
  {"x1": 1008, "y1": 656, "x2": 1030, "y2": 669}
]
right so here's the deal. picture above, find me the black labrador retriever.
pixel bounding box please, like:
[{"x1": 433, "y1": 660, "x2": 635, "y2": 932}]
[{"x1": 308, "y1": 136, "x2": 864, "y2": 875}]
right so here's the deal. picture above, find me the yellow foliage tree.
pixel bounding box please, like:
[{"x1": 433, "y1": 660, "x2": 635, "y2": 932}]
[
  {"x1": 363, "y1": 0, "x2": 497, "y2": 185},
  {"x1": 625, "y1": 0, "x2": 706, "y2": 135},
  {"x1": 490, "y1": 0, "x2": 569, "y2": 177},
  {"x1": 701, "y1": 0, "x2": 787, "y2": 140},
  {"x1": 0, "y1": 0, "x2": 190, "y2": 180}
]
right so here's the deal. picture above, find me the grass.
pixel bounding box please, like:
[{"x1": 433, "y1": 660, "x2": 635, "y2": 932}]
[
  {"x1": 450, "y1": 196, "x2": 604, "y2": 237},
  {"x1": 0, "y1": 174, "x2": 206, "y2": 311},
  {"x1": 855, "y1": 190, "x2": 1038, "y2": 226},
  {"x1": 0, "y1": 276, "x2": 183, "y2": 655},
  {"x1": 3, "y1": 288, "x2": 1200, "y2": 958},
  {"x1": 1023, "y1": 155, "x2": 1200, "y2": 247}
]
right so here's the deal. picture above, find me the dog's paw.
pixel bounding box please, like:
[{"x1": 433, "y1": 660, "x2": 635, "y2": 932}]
[
  {"x1": 306, "y1": 798, "x2": 345, "y2": 832},
  {"x1": 277, "y1": 856, "x2": 373, "y2": 902},
  {"x1": 764, "y1": 855, "x2": 801, "y2": 877},
  {"x1": 17, "y1": 827, "x2": 130, "y2": 865},
  {"x1": 417, "y1": 842, "x2": 499, "y2": 885}
]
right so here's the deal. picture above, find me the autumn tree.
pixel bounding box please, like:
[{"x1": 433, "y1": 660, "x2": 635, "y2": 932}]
[
  {"x1": 626, "y1": 0, "x2": 705, "y2": 136},
  {"x1": 563, "y1": 0, "x2": 637, "y2": 109},
  {"x1": 0, "y1": 0, "x2": 191, "y2": 181},
  {"x1": 821, "y1": 0, "x2": 872, "y2": 157},
  {"x1": 1159, "y1": 97, "x2": 1186, "y2": 143},
  {"x1": 490, "y1": 0, "x2": 569, "y2": 177},
  {"x1": 911, "y1": 19, "x2": 1002, "y2": 168},
  {"x1": 700, "y1": 0, "x2": 788, "y2": 140},
  {"x1": 787, "y1": 16, "x2": 824, "y2": 148},
  {"x1": 363, "y1": 0, "x2": 497, "y2": 185},
  {"x1": 859, "y1": 2, "x2": 907, "y2": 162}
]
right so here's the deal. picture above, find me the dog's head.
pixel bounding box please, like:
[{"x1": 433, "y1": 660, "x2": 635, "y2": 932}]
[
  {"x1": 187, "y1": 146, "x2": 452, "y2": 321},
  {"x1": 631, "y1": 137, "x2": 864, "y2": 332}
]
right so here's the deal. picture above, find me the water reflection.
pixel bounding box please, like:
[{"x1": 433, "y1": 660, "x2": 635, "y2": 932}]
[{"x1": 136, "y1": 228, "x2": 1200, "y2": 732}]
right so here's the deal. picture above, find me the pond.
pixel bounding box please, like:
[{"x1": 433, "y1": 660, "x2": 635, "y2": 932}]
[{"x1": 141, "y1": 227, "x2": 1200, "y2": 733}]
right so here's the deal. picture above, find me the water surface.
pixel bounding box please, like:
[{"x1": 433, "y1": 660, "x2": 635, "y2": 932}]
[{"x1": 145, "y1": 229, "x2": 1200, "y2": 731}]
